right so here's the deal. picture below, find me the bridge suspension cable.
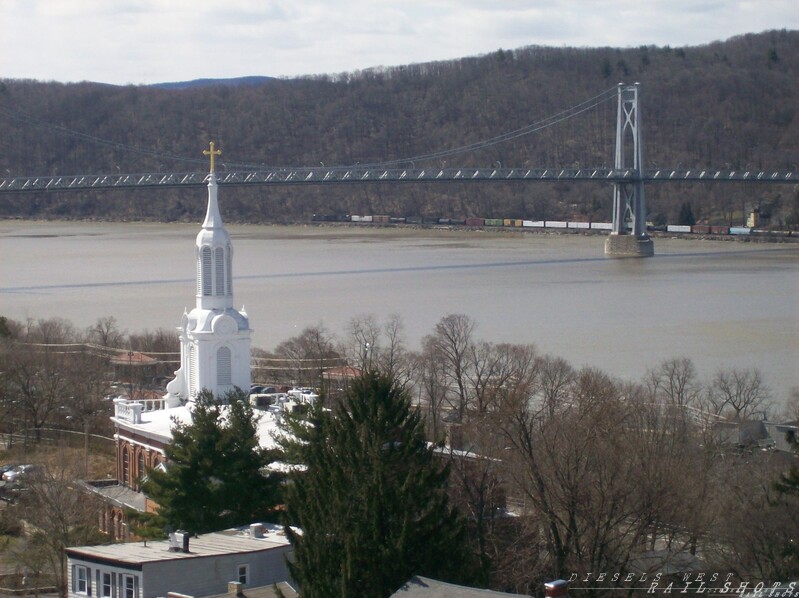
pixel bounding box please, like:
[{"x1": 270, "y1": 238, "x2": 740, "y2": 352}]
[
  {"x1": 358, "y1": 85, "x2": 619, "y2": 168},
  {"x1": 0, "y1": 85, "x2": 618, "y2": 172}
]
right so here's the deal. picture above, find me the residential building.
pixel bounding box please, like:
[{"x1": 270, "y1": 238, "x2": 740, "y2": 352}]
[{"x1": 66, "y1": 524, "x2": 293, "y2": 598}]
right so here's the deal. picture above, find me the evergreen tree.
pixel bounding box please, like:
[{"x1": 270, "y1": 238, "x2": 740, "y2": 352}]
[
  {"x1": 142, "y1": 388, "x2": 282, "y2": 535},
  {"x1": 282, "y1": 371, "x2": 474, "y2": 598},
  {"x1": 678, "y1": 201, "x2": 696, "y2": 226}
]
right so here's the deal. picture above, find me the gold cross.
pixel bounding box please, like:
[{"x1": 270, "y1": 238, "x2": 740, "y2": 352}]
[{"x1": 203, "y1": 141, "x2": 222, "y2": 173}]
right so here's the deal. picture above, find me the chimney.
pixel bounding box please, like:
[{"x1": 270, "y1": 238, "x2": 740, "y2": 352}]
[
  {"x1": 228, "y1": 582, "x2": 244, "y2": 597},
  {"x1": 249, "y1": 523, "x2": 264, "y2": 539},
  {"x1": 544, "y1": 580, "x2": 569, "y2": 598}
]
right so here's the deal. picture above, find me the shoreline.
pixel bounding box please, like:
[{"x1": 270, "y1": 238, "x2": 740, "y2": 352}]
[{"x1": 2, "y1": 216, "x2": 797, "y2": 245}]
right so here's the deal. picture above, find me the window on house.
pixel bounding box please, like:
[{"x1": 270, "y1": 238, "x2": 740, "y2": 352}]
[
  {"x1": 237, "y1": 564, "x2": 248, "y2": 585},
  {"x1": 123, "y1": 575, "x2": 137, "y2": 598},
  {"x1": 101, "y1": 572, "x2": 113, "y2": 598},
  {"x1": 75, "y1": 565, "x2": 89, "y2": 595}
]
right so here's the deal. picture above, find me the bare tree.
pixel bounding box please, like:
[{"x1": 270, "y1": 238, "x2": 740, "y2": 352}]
[
  {"x1": 423, "y1": 314, "x2": 476, "y2": 422},
  {"x1": 345, "y1": 313, "x2": 381, "y2": 372},
  {"x1": 413, "y1": 341, "x2": 449, "y2": 441},
  {"x1": 707, "y1": 453, "x2": 799, "y2": 582},
  {"x1": 85, "y1": 316, "x2": 125, "y2": 349},
  {"x1": 644, "y1": 356, "x2": 702, "y2": 408},
  {"x1": 704, "y1": 367, "x2": 773, "y2": 420},
  {"x1": 8, "y1": 459, "x2": 104, "y2": 595},
  {"x1": 274, "y1": 323, "x2": 341, "y2": 390},
  {"x1": 535, "y1": 354, "x2": 576, "y2": 418},
  {"x1": 497, "y1": 366, "x2": 718, "y2": 593},
  {"x1": 2, "y1": 319, "x2": 77, "y2": 443},
  {"x1": 380, "y1": 313, "x2": 411, "y2": 384},
  {"x1": 62, "y1": 349, "x2": 113, "y2": 475}
]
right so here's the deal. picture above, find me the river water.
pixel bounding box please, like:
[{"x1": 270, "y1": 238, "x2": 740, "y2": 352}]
[{"x1": 1, "y1": 220, "x2": 797, "y2": 404}]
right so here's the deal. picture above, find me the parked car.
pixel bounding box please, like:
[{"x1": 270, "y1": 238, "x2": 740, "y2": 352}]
[
  {"x1": 0, "y1": 463, "x2": 19, "y2": 477},
  {"x1": 2, "y1": 464, "x2": 43, "y2": 483}
]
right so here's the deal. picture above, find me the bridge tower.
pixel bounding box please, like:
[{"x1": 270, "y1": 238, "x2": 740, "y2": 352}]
[{"x1": 605, "y1": 83, "x2": 654, "y2": 257}]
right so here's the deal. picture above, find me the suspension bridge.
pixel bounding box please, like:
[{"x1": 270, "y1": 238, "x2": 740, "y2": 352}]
[{"x1": 1, "y1": 83, "x2": 795, "y2": 257}]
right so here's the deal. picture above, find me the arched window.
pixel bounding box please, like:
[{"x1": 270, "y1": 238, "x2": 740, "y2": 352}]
[
  {"x1": 201, "y1": 246, "x2": 212, "y2": 295},
  {"x1": 137, "y1": 451, "x2": 145, "y2": 487},
  {"x1": 215, "y1": 247, "x2": 225, "y2": 296},
  {"x1": 217, "y1": 346, "x2": 232, "y2": 386}
]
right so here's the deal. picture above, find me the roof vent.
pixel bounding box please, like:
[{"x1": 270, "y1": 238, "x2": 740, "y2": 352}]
[
  {"x1": 168, "y1": 531, "x2": 190, "y2": 553},
  {"x1": 249, "y1": 523, "x2": 264, "y2": 539}
]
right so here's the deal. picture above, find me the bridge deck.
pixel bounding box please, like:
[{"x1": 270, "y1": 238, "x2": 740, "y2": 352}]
[{"x1": 0, "y1": 167, "x2": 795, "y2": 193}]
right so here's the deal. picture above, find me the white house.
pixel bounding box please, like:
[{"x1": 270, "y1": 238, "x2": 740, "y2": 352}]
[{"x1": 65, "y1": 524, "x2": 294, "y2": 598}]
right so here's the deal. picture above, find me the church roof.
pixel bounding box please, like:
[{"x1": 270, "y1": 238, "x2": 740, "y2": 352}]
[{"x1": 114, "y1": 403, "x2": 282, "y2": 451}]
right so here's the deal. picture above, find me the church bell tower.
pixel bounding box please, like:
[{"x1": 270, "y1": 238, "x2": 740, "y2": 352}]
[{"x1": 165, "y1": 143, "x2": 252, "y2": 404}]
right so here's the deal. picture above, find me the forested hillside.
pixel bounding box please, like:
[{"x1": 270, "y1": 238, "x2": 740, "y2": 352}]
[{"x1": 1, "y1": 30, "x2": 797, "y2": 226}]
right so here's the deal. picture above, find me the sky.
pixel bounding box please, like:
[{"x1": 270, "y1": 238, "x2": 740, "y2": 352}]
[{"x1": 1, "y1": 0, "x2": 797, "y2": 86}]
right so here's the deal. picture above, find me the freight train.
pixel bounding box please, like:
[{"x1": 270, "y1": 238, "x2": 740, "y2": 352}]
[{"x1": 311, "y1": 214, "x2": 793, "y2": 237}]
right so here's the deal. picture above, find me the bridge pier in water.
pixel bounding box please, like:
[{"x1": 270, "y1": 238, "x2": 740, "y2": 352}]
[{"x1": 605, "y1": 82, "x2": 654, "y2": 258}]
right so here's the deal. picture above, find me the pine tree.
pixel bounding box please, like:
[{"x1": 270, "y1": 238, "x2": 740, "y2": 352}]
[
  {"x1": 282, "y1": 371, "x2": 474, "y2": 598},
  {"x1": 678, "y1": 201, "x2": 696, "y2": 226},
  {"x1": 142, "y1": 388, "x2": 282, "y2": 535}
]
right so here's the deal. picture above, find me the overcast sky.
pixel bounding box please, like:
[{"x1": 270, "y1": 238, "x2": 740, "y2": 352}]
[{"x1": 2, "y1": 0, "x2": 797, "y2": 85}]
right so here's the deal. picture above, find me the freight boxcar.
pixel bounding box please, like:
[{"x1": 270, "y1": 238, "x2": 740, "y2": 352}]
[{"x1": 568, "y1": 221, "x2": 590, "y2": 229}]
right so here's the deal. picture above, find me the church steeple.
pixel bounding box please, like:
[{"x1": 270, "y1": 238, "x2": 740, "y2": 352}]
[
  {"x1": 202, "y1": 142, "x2": 224, "y2": 229},
  {"x1": 165, "y1": 142, "x2": 252, "y2": 404},
  {"x1": 196, "y1": 142, "x2": 233, "y2": 311}
]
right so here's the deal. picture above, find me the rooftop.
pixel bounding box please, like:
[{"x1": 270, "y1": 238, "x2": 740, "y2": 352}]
[
  {"x1": 113, "y1": 402, "x2": 282, "y2": 450},
  {"x1": 81, "y1": 480, "x2": 147, "y2": 512},
  {"x1": 392, "y1": 576, "x2": 531, "y2": 597},
  {"x1": 67, "y1": 524, "x2": 289, "y2": 566}
]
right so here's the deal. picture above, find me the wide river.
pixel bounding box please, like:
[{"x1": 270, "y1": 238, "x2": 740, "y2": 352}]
[{"x1": 1, "y1": 220, "x2": 797, "y2": 404}]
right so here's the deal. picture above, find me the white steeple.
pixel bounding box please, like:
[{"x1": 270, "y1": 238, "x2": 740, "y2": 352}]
[{"x1": 165, "y1": 142, "x2": 252, "y2": 404}]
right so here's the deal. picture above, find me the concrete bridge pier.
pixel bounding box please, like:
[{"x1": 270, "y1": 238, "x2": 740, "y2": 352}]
[{"x1": 604, "y1": 233, "x2": 654, "y2": 257}]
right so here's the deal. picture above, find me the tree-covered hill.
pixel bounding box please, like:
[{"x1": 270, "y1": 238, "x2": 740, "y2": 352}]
[{"x1": 1, "y1": 30, "x2": 797, "y2": 226}]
